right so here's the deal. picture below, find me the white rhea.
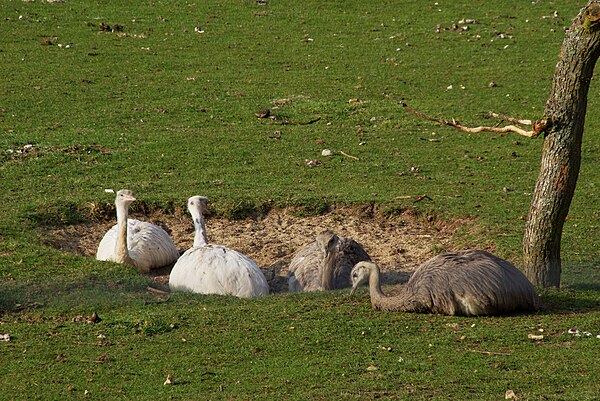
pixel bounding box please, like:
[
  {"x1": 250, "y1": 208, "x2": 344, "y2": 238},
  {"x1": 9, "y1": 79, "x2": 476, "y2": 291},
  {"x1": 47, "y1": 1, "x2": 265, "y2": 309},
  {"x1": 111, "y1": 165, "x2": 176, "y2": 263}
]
[
  {"x1": 96, "y1": 189, "x2": 179, "y2": 272},
  {"x1": 288, "y1": 230, "x2": 370, "y2": 292},
  {"x1": 168, "y1": 196, "x2": 269, "y2": 298},
  {"x1": 350, "y1": 249, "x2": 542, "y2": 316}
]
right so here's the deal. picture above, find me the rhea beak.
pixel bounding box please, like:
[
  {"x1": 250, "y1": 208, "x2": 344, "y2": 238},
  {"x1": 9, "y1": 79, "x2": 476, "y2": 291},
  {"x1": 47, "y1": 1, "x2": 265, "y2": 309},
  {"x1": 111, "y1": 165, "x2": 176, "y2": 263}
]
[{"x1": 350, "y1": 285, "x2": 357, "y2": 296}]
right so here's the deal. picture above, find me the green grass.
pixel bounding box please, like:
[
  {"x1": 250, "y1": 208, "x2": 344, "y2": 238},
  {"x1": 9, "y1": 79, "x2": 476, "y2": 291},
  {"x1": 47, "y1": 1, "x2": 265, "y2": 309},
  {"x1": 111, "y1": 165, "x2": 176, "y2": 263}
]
[
  {"x1": 1, "y1": 291, "x2": 599, "y2": 400},
  {"x1": 1, "y1": 0, "x2": 599, "y2": 399}
]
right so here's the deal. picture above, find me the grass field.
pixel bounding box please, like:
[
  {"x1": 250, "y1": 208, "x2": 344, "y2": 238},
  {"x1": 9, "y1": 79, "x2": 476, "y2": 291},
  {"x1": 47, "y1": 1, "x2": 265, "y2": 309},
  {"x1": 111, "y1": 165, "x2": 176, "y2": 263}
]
[{"x1": 1, "y1": 0, "x2": 599, "y2": 399}]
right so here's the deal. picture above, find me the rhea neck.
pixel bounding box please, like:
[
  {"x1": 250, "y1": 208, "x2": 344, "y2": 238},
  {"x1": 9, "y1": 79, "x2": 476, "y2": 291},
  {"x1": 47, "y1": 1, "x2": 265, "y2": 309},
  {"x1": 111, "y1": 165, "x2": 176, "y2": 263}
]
[
  {"x1": 364, "y1": 263, "x2": 414, "y2": 312},
  {"x1": 321, "y1": 247, "x2": 337, "y2": 290},
  {"x1": 366, "y1": 264, "x2": 385, "y2": 299},
  {"x1": 190, "y1": 207, "x2": 208, "y2": 247},
  {"x1": 115, "y1": 199, "x2": 134, "y2": 265}
]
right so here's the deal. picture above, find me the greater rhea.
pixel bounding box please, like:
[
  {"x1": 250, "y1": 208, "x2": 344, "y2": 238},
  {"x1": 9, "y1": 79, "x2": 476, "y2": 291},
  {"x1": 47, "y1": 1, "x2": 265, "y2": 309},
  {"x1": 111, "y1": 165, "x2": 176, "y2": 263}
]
[
  {"x1": 169, "y1": 196, "x2": 269, "y2": 298},
  {"x1": 351, "y1": 249, "x2": 541, "y2": 316},
  {"x1": 96, "y1": 189, "x2": 179, "y2": 272},
  {"x1": 288, "y1": 230, "x2": 370, "y2": 292}
]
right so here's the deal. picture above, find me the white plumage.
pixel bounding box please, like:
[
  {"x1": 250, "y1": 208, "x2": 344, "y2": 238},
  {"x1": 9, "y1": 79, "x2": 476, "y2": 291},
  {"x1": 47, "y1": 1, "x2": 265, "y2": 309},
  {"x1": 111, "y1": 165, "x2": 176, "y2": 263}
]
[
  {"x1": 169, "y1": 196, "x2": 269, "y2": 298},
  {"x1": 96, "y1": 189, "x2": 179, "y2": 272}
]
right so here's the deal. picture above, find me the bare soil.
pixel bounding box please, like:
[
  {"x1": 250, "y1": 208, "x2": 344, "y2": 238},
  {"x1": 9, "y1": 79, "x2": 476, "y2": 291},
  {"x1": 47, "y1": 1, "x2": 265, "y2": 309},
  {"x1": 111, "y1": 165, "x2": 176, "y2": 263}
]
[{"x1": 47, "y1": 205, "x2": 478, "y2": 293}]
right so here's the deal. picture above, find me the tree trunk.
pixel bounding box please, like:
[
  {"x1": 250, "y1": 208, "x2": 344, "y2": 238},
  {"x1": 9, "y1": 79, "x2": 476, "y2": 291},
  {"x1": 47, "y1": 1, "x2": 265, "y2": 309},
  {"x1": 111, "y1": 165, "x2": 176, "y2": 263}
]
[{"x1": 523, "y1": 1, "x2": 600, "y2": 287}]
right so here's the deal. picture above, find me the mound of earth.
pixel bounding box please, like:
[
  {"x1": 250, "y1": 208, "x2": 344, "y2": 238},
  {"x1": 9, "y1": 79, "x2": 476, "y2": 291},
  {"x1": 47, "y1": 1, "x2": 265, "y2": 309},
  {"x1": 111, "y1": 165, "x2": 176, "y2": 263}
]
[{"x1": 46, "y1": 205, "x2": 478, "y2": 293}]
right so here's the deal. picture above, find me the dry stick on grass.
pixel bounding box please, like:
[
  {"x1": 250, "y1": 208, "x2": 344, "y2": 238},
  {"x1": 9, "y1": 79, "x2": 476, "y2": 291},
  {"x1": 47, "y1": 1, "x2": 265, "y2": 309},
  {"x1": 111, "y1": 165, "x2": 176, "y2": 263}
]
[
  {"x1": 395, "y1": 194, "x2": 432, "y2": 202},
  {"x1": 264, "y1": 116, "x2": 322, "y2": 125},
  {"x1": 413, "y1": 194, "x2": 432, "y2": 203},
  {"x1": 400, "y1": 102, "x2": 547, "y2": 138},
  {"x1": 339, "y1": 150, "x2": 359, "y2": 160},
  {"x1": 469, "y1": 349, "x2": 513, "y2": 356}
]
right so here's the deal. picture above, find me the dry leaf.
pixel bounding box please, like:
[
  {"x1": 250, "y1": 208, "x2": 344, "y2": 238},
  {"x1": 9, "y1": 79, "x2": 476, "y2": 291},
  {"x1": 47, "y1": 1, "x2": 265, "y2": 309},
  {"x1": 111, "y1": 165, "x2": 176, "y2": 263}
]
[
  {"x1": 87, "y1": 311, "x2": 101, "y2": 324},
  {"x1": 255, "y1": 109, "x2": 270, "y2": 118},
  {"x1": 304, "y1": 159, "x2": 322, "y2": 167}
]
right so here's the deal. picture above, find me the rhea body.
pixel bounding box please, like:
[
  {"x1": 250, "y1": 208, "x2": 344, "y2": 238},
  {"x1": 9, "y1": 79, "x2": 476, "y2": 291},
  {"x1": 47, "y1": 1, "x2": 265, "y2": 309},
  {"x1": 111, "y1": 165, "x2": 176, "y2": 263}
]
[
  {"x1": 96, "y1": 189, "x2": 180, "y2": 272},
  {"x1": 169, "y1": 196, "x2": 269, "y2": 298},
  {"x1": 351, "y1": 249, "x2": 541, "y2": 316},
  {"x1": 288, "y1": 231, "x2": 370, "y2": 292}
]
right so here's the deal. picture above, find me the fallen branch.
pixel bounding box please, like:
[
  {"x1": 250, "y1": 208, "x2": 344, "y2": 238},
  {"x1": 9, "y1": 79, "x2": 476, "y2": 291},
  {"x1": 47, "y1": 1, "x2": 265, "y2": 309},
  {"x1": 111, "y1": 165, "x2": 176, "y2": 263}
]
[
  {"x1": 400, "y1": 102, "x2": 546, "y2": 138},
  {"x1": 73, "y1": 341, "x2": 112, "y2": 346},
  {"x1": 339, "y1": 150, "x2": 359, "y2": 160},
  {"x1": 147, "y1": 286, "x2": 170, "y2": 296},
  {"x1": 264, "y1": 116, "x2": 322, "y2": 125},
  {"x1": 413, "y1": 194, "x2": 432, "y2": 203},
  {"x1": 395, "y1": 194, "x2": 432, "y2": 202}
]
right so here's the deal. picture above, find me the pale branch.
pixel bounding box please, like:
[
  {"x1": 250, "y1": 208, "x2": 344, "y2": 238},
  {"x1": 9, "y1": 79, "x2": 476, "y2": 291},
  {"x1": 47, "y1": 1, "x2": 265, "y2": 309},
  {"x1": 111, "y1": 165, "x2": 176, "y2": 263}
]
[
  {"x1": 339, "y1": 150, "x2": 359, "y2": 160},
  {"x1": 487, "y1": 112, "x2": 532, "y2": 126},
  {"x1": 395, "y1": 194, "x2": 432, "y2": 203},
  {"x1": 469, "y1": 349, "x2": 512, "y2": 356},
  {"x1": 400, "y1": 102, "x2": 546, "y2": 138}
]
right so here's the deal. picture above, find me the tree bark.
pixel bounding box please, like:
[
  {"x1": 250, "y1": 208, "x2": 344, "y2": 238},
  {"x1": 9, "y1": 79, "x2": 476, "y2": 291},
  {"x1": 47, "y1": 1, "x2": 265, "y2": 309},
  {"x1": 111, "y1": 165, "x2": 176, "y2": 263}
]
[{"x1": 523, "y1": 1, "x2": 600, "y2": 287}]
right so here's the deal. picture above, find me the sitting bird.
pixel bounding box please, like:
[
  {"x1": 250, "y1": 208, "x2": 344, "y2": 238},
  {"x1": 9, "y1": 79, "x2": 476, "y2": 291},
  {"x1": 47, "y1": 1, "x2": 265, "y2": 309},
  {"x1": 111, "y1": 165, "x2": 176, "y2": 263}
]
[
  {"x1": 96, "y1": 189, "x2": 179, "y2": 272},
  {"x1": 288, "y1": 230, "x2": 370, "y2": 292},
  {"x1": 350, "y1": 249, "x2": 542, "y2": 316},
  {"x1": 169, "y1": 196, "x2": 269, "y2": 298}
]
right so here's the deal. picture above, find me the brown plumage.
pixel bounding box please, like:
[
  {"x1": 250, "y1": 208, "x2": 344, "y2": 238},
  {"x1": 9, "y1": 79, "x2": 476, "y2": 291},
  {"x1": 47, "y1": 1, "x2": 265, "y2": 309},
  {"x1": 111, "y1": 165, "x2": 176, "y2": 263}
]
[
  {"x1": 288, "y1": 230, "x2": 371, "y2": 292},
  {"x1": 351, "y1": 249, "x2": 542, "y2": 316}
]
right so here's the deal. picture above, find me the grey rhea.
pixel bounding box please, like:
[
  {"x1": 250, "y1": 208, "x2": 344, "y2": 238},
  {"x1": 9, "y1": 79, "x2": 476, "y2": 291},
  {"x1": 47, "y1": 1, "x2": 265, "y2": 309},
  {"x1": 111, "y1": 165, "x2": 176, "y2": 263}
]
[
  {"x1": 288, "y1": 230, "x2": 371, "y2": 292},
  {"x1": 350, "y1": 249, "x2": 542, "y2": 316}
]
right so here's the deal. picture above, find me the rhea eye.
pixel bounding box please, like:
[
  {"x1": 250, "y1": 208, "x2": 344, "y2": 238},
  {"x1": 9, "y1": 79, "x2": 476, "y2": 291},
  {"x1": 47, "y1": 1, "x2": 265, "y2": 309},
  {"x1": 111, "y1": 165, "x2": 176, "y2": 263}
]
[{"x1": 352, "y1": 273, "x2": 358, "y2": 279}]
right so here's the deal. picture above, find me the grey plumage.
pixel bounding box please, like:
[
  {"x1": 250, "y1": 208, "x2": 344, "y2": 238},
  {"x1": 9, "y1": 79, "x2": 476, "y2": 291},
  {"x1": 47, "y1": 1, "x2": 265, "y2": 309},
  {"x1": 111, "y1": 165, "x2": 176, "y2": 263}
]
[
  {"x1": 351, "y1": 249, "x2": 542, "y2": 316},
  {"x1": 288, "y1": 230, "x2": 371, "y2": 292}
]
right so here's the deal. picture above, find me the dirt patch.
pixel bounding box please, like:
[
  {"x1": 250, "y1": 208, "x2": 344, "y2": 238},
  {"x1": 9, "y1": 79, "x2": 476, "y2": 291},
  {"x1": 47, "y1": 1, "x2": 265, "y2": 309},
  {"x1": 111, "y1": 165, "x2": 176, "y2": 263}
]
[{"x1": 46, "y1": 205, "x2": 477, "y2": 293}]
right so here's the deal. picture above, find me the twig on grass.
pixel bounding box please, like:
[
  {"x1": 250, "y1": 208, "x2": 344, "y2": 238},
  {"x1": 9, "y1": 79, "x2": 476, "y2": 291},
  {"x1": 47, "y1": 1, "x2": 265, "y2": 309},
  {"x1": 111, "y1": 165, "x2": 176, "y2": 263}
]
[
  {"x1": 264, "y1": 116, "x2": 322, "y2": 125},
  {"x1": 469, "y1": 349, "x2": 512, "y2": 356},
  {"x1": 413, "y1": 194, "x2": 432, "y2": 203},
  {"x1": 339, "y1": 150, "x2": 359, "y2": 160},
  {"x1": 395, "y1": 194, "x2": 432, "y2": 203},
  {"x1": 147, "y1": 286, "x2": 170, "y2": 296}
]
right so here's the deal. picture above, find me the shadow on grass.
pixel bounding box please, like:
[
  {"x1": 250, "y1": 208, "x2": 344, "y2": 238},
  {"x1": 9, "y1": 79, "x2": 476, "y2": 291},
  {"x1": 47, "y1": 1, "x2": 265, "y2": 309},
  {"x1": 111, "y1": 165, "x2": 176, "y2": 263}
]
[
  {"x1": 1, "y1": 268, "x2": 597, "y2": 317},
  {"x1": 0, "y1": 273, "x2": 155, "y2": 315},
  {"x1": 539, "y1": 288, "x2": 600, "y2": 314},
  {"x1": 561, "y1": 259, "x2": 600, "y2": 292}
]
